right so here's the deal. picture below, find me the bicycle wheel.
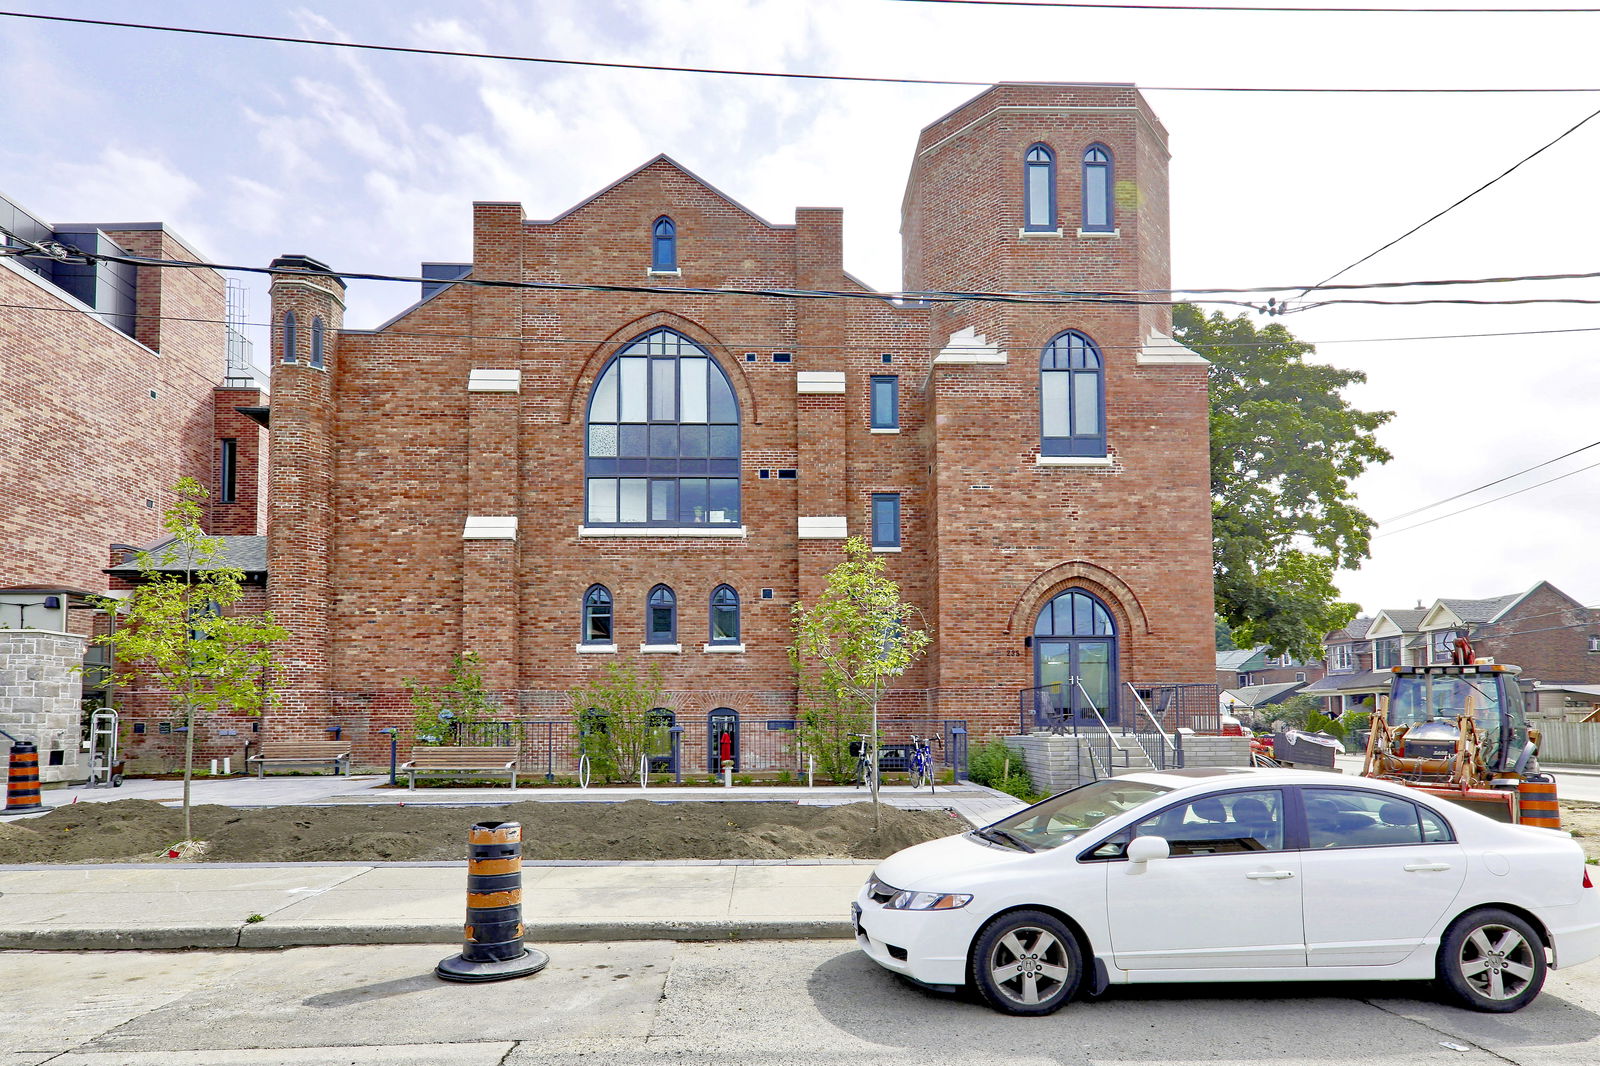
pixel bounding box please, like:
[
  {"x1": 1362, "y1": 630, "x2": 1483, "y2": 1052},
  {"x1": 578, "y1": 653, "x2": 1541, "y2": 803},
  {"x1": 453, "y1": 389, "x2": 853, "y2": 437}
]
[
  {"x1": 578, "y1": 754, "x2": 592, "y2": 789},
  {"x1": 908, "y1": 757, "x2": 927, "y2": 791}
]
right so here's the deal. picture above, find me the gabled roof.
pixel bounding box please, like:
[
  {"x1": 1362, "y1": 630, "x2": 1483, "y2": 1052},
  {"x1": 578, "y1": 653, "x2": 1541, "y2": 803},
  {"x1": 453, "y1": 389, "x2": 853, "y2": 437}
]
[
  {"x1": 1368, "y1": 609, "x2": 1426, "y2": 638},
  {"x1": 1216, "y1": 647, "x2": 1265, "y2": 671},
  {"x1": 533, "y1": 154, "x2": 790, "y2": 231},
  {"x1": 1222, "y1": 681, "x2": 1306, "y2": 708},
  {"x1": 1327, "y1": 615, "x2": 1374, "y2": 642},
  {"x1": 1301, "y1": 670, "x2": 1392, "y2": 695},
  {"x1": 105, "y1": 536, "x2": 267, "y2": 577},
  {"x1": 1427, "y1": 593, "x2": 1523, "y2": 628}
]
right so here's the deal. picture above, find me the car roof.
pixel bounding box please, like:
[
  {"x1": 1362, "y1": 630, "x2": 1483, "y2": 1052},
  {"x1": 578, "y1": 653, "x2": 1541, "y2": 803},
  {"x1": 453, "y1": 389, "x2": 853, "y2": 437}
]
[{"x1": 1117, "y1": 766, "x2": 1418, "y2": 796}]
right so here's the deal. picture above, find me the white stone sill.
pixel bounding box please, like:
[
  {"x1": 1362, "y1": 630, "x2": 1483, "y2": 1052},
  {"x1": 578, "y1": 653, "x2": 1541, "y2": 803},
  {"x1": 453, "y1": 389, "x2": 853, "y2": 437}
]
[
  {"x1": 576, "y1": 643, "x2": 618, "y2": 654},
  {"x1": 872, "y1": 546, "x2": 902, "y2": 553},
  {"x1": 579, "y1": 526, "x2": 746, "y2": 538},
  {"x1": 1077, "y1": 228, "x2": 1121, "y2": 238},
  {"x1": 282, "y1": 362, "x2": 327, "y2": 371},
  {"x1": 1036, "y1": 455, "x2": 1114, "y2": 467},
  {"x1": 640, "y1": 643, "x2": 682, "y2": 654},
  {"x1": 646, "y1": 269, "x2": 683, "y2": 277},
  {"x1": 869, "y1": 427, "x2": 900, "y2": 435},
  {"x1": 703, "y1": 643, "x2": 746, "y2": 654},
  {"x1": 1019, "y1": 228, "x2": 1063, "y2": 238}
]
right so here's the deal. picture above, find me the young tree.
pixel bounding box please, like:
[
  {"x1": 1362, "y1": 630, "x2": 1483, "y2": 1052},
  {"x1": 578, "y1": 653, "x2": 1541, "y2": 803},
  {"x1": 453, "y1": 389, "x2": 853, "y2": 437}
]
[
  {"x1": 404, "y1": 651, "x2": 501, "y2": 744},
  {"x1": 568, "y1": 658, "x2": 668, "y2": 785},
  {"x1": 790, "y1": 536, "x2": 931, "y2": 828},
  {"x1": 96, "y1": 478, "x2": 286, "y2": 842},
  {"x1": 1175, "y1": 304, "x2": 1393, "y2": 660}
]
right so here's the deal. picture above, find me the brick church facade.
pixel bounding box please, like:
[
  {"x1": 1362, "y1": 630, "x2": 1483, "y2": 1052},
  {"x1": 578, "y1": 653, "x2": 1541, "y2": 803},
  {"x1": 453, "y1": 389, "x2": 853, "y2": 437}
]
[{"x1": 263, "y1": 82, "x2": 1216, "y2": 771}]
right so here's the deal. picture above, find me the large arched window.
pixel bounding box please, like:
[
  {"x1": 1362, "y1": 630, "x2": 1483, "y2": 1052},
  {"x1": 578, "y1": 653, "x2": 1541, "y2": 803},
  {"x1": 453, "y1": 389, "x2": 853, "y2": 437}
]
[
  {"x1": 585, "y1": 328, "x2": 741, "y2": 527},
  {"x1": 582, "y1": 584, "x2": 613, "y2": 645},
  {"x1": 1034, "y1": 588, "x2": 1119, "y2": 724},
  {"x1": 647, "y1": 584, "x2": 677, "y2": 645},
  {"x1": 1040, "y1": 330, "x2": 1105, "y2": 457},
  {"x1": 1023, "y1": 143, "x2": 1056, "y2": 232},
  {"x1": 281, "y1": 310, "x2": 297, "y2": 363},
  {"x1": 310, "y1": 316, "x2": 325, "y2": 368},
  {"x1": 709, "y1": 584, "x2": 740, "y2": 645},
  {"x1": 652, "y1": 216, "x2": 677, "y2": 272},
  {"x1": 1082, "y1": 144, "x2": 1114, "y2": 232}
]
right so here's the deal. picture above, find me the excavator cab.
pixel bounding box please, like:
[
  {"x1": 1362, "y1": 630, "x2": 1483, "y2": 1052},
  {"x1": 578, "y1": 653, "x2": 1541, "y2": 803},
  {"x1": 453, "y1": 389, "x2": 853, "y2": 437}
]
[{"x1": 1387, "y1": 664, "x2": 1531, "y2": 776}]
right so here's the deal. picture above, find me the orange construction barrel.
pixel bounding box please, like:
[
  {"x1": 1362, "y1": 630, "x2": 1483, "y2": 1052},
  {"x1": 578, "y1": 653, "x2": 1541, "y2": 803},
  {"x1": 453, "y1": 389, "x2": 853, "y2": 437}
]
[
  {"x1": 1518, "y1": 775, "x2": 1561, "y2": 829},
  {"x1": 436, "y1": 820, "x2": 549, "y2": 982},
  {"x1": 3, "y1": 741, "x2": 44, "y2": 815}
]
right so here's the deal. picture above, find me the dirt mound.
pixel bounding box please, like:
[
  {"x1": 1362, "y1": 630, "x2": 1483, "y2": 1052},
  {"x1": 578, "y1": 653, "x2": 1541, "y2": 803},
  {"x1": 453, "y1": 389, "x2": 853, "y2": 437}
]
[{"x1": 0, "y1": 800, "x2": 965, "y2": 864}]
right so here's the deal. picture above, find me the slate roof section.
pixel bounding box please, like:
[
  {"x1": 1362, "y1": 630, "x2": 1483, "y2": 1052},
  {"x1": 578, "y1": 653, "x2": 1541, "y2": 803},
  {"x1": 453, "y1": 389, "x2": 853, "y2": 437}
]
[
  {"x1": 1222, "y1": 681, "x2": 1305, "y2": 708},
  {"x1": 1301, "y1": 670, "x2": 1393, "y2": 694},
  {"x1": 1328, "y1": 615, "x2": 1374, "y2": 642},
  {"x1": 1216, "y1": 648, "x2": 1264, "y2": 671},
  {"x1": 105, "y1": 536, "x2": 267, "y2": 576},
  {"x1": 1377, "y1": 609, "x2": 1427, "y2": 632},
  {"x1": 1439, "y1": 594, "x2": 1523, "y2": 624}
]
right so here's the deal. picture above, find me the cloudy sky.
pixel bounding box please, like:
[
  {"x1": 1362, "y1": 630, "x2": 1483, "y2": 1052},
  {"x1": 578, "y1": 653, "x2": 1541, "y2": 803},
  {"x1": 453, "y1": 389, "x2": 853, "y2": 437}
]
[{"x1": 3, "y1": 0, "x2": 1597, "y2": 618}]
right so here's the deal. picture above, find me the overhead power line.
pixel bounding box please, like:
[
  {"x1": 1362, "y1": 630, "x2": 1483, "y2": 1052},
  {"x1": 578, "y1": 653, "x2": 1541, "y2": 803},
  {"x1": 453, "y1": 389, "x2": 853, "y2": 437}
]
[
  {"x1": 1375, "y1": 458, "x2": 1600, "y2": 538},
  {"x1": 1378, "y1": 439, "x2": 1600, "y2": 524},
  {"x1": 889, "y1": 0, "x2": 1600, "y2": 11},
  {"x1": 4, "y1": 10, "x2": 1600, "y2": 93}
]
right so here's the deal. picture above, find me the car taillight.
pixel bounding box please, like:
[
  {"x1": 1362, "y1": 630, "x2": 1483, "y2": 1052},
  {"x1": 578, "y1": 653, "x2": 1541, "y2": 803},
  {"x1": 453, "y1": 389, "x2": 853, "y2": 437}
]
[{"x1": 1585, "y1": 867, "x2": 1594, "y2": 890}]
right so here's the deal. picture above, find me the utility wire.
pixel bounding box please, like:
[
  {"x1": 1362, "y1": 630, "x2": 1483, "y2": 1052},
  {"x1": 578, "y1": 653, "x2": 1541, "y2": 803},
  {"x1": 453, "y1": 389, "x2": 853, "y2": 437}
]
[
  {"x1": 1375, "y1": 458, "x2": 1600, "y2": 537},
  {"x1": 889, "y1": 0, "x2": 1600, "y2": 11},
  {"x1": 1378, "y1": 439, "x2": 1600, "y2": 524},
  {"x1": 4, "y1": 10, "x2": 1600, "y2": 93}
]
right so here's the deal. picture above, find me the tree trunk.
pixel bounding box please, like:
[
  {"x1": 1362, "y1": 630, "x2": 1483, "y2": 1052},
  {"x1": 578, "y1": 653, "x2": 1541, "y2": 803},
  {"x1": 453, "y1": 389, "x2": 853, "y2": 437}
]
[
  {"x1": 869, "y1": 698, "x2": 880, "y2": 832},
  {"x1": 181, "y1": 692, "x2": 195, "y2": 842}
]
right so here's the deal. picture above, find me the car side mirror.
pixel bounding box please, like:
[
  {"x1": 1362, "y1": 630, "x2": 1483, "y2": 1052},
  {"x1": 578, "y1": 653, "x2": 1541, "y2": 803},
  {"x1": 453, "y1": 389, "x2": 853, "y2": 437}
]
[{"x1": 1127, "y1": 835, "x2": 1170, "y2": 864}]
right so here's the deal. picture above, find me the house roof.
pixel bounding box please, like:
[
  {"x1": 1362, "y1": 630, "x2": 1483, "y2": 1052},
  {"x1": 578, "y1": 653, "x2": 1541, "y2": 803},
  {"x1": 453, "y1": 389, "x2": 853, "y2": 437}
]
[
  {"x1": 1301, "y1": 670, "x2": 1393, "y2": 695},
  {"x1": 1216, "y1": 647, "x2": 1264, "y2": 671},
  {"x1": 1377, "y1": 609, "x2": 1427, "y2": 632},
  {"x1": 1327, "y1": 615, "x2": 1374, "y2": 642},
  {"x1": 1438, "y1": 594, "x2": 1524, "y2": 625},
  {"x1": 1222, "y1": 682, "x2": 1305, "y2": 708},
  {"x1": 105, "y1": 536, "x2": 267, "y2": 577}
]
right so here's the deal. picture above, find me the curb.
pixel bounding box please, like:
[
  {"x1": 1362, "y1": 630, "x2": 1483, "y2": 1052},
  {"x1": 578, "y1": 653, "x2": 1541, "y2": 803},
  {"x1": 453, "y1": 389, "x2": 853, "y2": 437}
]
[{"x1": 0, "y1": 918, "x2": 856, "y2": 951}]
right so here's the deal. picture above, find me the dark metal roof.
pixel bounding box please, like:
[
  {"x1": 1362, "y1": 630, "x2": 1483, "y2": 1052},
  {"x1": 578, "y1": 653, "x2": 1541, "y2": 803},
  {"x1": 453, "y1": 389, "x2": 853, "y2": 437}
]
[
  {"x1": 1300, "y1": 670, "x2": 1392, "y2": 695},
  {"x1": 105, "y1": 535, "x2": 266, "y2": 577},
  {"x1": 235, "y1": 405, "x2": 269, "y2": 428}
]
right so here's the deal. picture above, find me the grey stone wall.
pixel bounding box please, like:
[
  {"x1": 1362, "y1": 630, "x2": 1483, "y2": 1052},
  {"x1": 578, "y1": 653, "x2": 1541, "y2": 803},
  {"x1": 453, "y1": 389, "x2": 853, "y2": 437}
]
[
  {"x1": 0, "y1": 629, "x2": 87, "y2": 784},
  {"x1": 1176, "y1": 733, "x2": 1250, "y2": 768}
]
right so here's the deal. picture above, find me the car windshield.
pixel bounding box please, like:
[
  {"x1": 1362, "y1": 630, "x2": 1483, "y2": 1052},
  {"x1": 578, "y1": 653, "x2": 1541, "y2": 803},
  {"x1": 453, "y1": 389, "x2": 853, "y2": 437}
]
[{"x1": 980, "y1": 779, "x2": 1172, "y2": 851}]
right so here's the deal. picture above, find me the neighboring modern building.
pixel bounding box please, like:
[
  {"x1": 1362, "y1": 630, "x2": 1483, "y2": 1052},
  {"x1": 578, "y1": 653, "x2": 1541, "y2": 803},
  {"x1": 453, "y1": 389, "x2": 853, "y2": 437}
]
[{"x1": 244, "y1": 82, "x2": 1217, "y2": 771}]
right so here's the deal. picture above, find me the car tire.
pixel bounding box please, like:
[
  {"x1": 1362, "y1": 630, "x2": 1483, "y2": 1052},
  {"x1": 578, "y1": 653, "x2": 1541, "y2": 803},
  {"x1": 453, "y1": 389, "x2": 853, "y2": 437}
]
[
  {"x1": 1437, "y1": 908, "x2": 1547, "y2": 1013},
  {"x1": 969, "y1": 909, "x2": 1084, "y2": 1015}
]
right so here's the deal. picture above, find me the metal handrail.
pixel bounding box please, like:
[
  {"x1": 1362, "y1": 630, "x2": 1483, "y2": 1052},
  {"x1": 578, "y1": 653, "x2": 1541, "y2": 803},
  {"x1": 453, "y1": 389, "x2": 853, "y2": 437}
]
[
  {"x1": 1124, "y1": 682, "x2": 1176, "y2": 751},
  {"x1": 1073, "y1": 679, "x2": 1123, "y2": 752}
]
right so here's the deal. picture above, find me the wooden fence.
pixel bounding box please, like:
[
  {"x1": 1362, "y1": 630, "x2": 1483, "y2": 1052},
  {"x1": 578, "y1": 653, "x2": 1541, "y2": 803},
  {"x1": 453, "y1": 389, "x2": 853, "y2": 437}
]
[{"x1": 1535, "y1": 721, "x2": 1600, "y2": 764}]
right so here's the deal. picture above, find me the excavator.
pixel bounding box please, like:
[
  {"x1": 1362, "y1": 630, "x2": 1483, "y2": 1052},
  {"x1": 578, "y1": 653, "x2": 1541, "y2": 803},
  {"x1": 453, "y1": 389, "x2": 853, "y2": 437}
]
[{"x1": 1360, "y1": 637, "x2": 1561, "y2": 829}]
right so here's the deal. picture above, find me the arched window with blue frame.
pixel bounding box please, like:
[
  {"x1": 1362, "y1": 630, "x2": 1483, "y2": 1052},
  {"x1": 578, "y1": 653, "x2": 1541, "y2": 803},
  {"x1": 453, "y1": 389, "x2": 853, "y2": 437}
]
[
  {"x1": 709, "y1": 584, "x2": 740, "y2": 645},
  {"x1": 310, "y1": 316, "x2": 325, "y2": 368},
  {"x1": 1023, "y1": 143, "x2": 1056, "y2": 232},
  {"x1": 1082, "y1": 144, "x2": 1114, "y2": 232},
  {"x1": 647, "y1": 584, "x2": 677, "y2": 645},
  {"x1": 652, "y1": 216, "x2": 677, "y2": 272},
  {"x1": 584, "y1": 327, "x2": 741, "y2": 528},
  {"x1": 281, "y1": 310, "x2": 297, "y2": 363},
  {"x1": 582, "y1": 584, "x2": 613, "y2": 645},
  {"x1": 1040, "y1": 330, "x2": 1105, "y2": 457}
]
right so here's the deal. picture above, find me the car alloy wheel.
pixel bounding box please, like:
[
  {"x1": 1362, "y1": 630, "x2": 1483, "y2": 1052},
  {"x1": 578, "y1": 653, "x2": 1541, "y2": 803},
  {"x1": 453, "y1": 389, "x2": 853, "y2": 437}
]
[
  {"x1": 970, "y1": 909, "x2": 1083, "y2": 1015},
  {"x1": 1438, "y1": 908, "x2": 1546, "y2": 1013}
]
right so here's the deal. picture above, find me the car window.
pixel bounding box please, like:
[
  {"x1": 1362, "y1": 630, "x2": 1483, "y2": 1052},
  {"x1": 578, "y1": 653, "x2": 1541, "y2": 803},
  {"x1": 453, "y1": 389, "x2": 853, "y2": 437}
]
[
  {"x1": 986, "y1": 779, "x2": 1173, "y2": 851},
  {"x1": 1089, "y1": 789, "x2": 1284, "y2": 859},
  {"x1": 1304, "y1": 788, "x2": 1448, "y2": 849}
]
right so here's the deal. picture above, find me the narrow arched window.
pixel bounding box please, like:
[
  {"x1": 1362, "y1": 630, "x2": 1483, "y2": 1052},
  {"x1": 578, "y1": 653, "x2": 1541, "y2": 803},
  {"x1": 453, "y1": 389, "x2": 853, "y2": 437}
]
[
  {"x1": 310, "y1": 316, "x2": 325, "y2": 368},
  {"x1": 652, "y1": 216, "x2": 677, "y2": 272},
  {"x1": 281, "y1": 310, "x2": 297, "y2": 363},
  {"x1": 709, "y1": 585, "x2": 740, "y2": 645},
  {"x1": 585, "y1": 327, "x2": 741, "y2": 528},
  {"x1": 1082, "y1": 144, "x2": 1113, "y2": 232},
  {"x1": 1041, "y1": 330, "x2": 1105, "y2": 457},
  {"x1": 1024, "y1": 144, "x2": 1056, "y2": 232},
  {"x1": 582, "y1": 584, "x2": 613, "y2": 645},
  {"x1": 647, "y1": 584, "x2": 677, "y2": 645}
]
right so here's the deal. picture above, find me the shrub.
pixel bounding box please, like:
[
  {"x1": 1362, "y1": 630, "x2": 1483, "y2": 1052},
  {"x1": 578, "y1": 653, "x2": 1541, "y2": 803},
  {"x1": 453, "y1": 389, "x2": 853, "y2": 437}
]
[{"x1": 969, "y1": 738, "x2": 1038, "y2": 801}]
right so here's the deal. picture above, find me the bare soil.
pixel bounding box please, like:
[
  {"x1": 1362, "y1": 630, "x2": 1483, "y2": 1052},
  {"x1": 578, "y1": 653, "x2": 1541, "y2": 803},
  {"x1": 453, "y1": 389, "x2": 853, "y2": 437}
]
[
  {"x1": 1557, "y1": 801, "x2": 1600, "y2": 860},
  {"x1": 0, "y1": 799, "x2": 965, "y2": 864}
]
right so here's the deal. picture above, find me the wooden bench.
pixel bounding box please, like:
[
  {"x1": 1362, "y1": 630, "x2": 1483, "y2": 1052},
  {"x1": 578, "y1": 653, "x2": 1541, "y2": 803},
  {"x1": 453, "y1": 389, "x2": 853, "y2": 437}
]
[
  {"x1": 248, "y1": 740, "x2": 352, "y2": 778},
  {"x1": 399, "y1": 746, "x2": 519, "y2": 790}
]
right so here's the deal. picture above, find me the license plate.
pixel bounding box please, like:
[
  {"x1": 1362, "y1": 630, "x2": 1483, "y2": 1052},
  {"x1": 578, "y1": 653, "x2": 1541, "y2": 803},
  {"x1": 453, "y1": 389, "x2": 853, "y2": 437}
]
[{"x1": 851, "y1": 901, "x2": 864, "y2": 938}]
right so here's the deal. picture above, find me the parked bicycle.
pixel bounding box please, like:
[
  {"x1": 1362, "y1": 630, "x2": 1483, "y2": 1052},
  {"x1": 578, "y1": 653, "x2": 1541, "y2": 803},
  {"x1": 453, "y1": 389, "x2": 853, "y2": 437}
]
[
  {"x1": 907, "y1": 734, "x2": 943, "y2": 792},
  {"x1": 850, "y1": 733, "x2": 876, "y2": 789}
]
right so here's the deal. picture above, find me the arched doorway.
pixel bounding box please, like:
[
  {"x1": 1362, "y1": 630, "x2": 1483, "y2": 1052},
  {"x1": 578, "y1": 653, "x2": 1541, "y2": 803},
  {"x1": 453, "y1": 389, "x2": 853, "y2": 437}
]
[
  {"x1": 1034, "y1": 589, "x2": 1119, "y2": 724},
  {"x1": 708, "y1": 708, "x2": 739, "y2": 772},
  {"x1": 647, "y1": 708, "x2": 676, "y2": 774}
]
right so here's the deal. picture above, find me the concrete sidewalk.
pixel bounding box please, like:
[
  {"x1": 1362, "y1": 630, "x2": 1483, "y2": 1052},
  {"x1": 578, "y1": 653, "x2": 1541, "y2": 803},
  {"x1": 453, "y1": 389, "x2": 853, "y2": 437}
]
[{"x1": 0, "y1": 859, "x2": 879, "y2": 951}]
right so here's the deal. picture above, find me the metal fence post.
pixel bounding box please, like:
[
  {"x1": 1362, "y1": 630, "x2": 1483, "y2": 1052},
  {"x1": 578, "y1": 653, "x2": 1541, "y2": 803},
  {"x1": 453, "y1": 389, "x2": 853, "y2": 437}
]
[{"x1": 669, "y1": 725, "x2": 683, "y2": 784}]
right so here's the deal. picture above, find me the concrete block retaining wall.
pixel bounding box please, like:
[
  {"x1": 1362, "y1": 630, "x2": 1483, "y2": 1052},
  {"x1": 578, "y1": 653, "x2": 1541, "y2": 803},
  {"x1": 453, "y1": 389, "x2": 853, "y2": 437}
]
[{"x1": 0, "y1": 629, "x2": 88, "y2": 784}]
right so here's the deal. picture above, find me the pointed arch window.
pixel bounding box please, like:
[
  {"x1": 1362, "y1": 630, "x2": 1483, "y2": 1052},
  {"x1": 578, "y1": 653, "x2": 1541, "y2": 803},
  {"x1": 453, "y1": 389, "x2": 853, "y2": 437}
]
[
  {"x1": 582, "y1": 584, "x2": 613, "y2": 644},
  {"x1": 647, "y1": 585, "x2": 677, "y2": 645},
  {"x1": 1040, "y1": 330, "x2": 1105, "y2": 457},
  {"x1": 1024, "y1": 144, "x2": 1056, "y2": 232},
  {"x1": 310, "y1": 316, "x2": 325, "y2": 368},
  {"x1": 281, "y1": 310, "x2": 297, "y2": 363},
  {"x1": 1082, "y1": 144, "x2": 1114, "y2": 232},
  {"x1": 652, "y1": 216, "x2": 677, "y2": 272},
  {"x1": 585, "y1": 328, "x2": 741, "y2": 527},
  {"x1": 710, "y1": 584, "x2": 740, "y2": 645}
]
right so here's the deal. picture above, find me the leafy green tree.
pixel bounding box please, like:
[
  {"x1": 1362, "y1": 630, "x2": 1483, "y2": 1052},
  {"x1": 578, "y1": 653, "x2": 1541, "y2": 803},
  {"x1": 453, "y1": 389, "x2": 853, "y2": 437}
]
[
  {"x1": 404, "y1": 651, "x2": 501, "y2": 745},
  {"x1": 790, "y1": 536, "x2": 931, "y2": 827},
  {"x1": 1214, "y1": 616, "x2": 1237, "y2": 652},
  {"x1": 1175, "y1": 304, "x2": 1392, "y2": 660},
  {"x1": 95, "y1": 479, "x2": 286, "y2": 842},
  {"x1": 568, "y1": 659, "x2": 668, "y2": 785}
]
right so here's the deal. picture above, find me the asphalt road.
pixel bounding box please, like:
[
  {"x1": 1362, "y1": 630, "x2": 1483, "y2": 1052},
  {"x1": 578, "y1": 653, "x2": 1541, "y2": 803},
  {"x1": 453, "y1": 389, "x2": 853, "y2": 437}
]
[{"x1": 5, "y1": 940, "x2": 1600, "y2": 1065}]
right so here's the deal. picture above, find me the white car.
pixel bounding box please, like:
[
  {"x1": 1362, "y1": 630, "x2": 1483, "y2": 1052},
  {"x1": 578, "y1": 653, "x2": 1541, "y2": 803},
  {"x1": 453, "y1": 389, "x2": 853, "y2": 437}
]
[{"x1": 853, "y1": 767, "x2": 1600, "y2": 1015}]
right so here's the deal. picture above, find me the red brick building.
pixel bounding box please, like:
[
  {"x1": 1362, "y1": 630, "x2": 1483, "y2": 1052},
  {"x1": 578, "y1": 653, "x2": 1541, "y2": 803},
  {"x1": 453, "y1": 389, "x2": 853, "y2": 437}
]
[{"x1": 263, "y1": 83, "x2": 1216, "y2": 770}]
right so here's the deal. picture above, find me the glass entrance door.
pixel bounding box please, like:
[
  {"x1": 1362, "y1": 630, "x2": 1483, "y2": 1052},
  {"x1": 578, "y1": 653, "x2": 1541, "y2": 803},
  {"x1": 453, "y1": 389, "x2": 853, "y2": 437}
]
[{"x1": 1035, "y1": 638, "x2": 1117, "y2": 724}]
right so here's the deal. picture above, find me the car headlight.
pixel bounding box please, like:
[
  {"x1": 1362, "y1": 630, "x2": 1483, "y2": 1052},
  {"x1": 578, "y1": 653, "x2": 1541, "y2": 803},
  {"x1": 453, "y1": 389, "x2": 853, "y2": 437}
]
[{"x1": 885, "y1": 890, "x2": 973, "y2": 911}]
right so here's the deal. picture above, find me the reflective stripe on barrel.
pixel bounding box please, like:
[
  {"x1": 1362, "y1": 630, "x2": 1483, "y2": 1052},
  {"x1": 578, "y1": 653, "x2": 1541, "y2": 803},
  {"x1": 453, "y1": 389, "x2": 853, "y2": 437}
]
[
  {"x1": 5, "y1": 743, "x2": 43, "y2": 812},
  {"x1": 1519, "y1": 779, "x2": 1561, "y2": 829},
  {"x1": 461, "y1": 821, "x2": 527, "y2": 962}
]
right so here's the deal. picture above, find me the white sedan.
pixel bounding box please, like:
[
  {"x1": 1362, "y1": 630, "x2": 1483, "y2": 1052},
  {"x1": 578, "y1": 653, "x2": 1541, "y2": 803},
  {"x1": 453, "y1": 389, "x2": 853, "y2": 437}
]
[{"x1": 853, "y1": 767, "x2": 1600, "y2": 1015}]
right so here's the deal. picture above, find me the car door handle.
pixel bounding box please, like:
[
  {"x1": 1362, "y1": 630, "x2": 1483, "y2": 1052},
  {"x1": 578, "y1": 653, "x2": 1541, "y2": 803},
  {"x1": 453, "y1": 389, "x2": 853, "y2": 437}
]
[
  {"x1": 1404, "y1": 862, "x2": 1452, "y2": 872},
  {"x1": 1245, "y1": 870, "x2": 1295, "y2": 880}
]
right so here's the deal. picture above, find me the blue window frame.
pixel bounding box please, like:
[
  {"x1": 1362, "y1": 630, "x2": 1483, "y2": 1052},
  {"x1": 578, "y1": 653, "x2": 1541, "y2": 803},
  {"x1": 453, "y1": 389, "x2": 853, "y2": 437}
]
[
  {"x1": 870, "y1": 375, "x2": 898, "y2": 429},
  {"x1": 1082, "y1": 144, "x2": 1114, "y2": 232},
  {"x1": 281, "y1": 310, "x2": 297, "y2": 363},
  {"x1": 871, "y1": 493, "x2": 901, "y2": 549},
  {"x1": 1040, "y1": 330, "x2": 1106, "y2": 457},
  {"x1": 647, "y1": 585, "x2": 677, "y2": 644},
  {"x1": 652, "y1": 216, "x2": 677, "y2": 271},
  {"x1": 219, "y1": 439, "x2": 237, "y2": 503},
  {"x1": 710, "y1": 584, "x2": 740, "y2": 644},
  {"x1": 310, "y1": 316, "x2": 325, "y2": 368},
  {"x1": 582, "y1": 585, "x2": 613, "y2": 644},
  {"x1": 585, "y1": 328, "x2": 741, "y2": 527},
  {"x1": 1024, "y1": 144, "x2": 1056, "y2": 231}
]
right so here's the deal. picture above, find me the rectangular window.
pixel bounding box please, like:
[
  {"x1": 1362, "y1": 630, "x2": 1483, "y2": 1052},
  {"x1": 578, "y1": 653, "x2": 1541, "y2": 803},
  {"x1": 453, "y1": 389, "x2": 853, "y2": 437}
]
[
  {"x1": 1027, "y1": 165, "x2": 1052, "y2": 229},
  {"x1": 871, "y1": 493, "x2": 901, "y2": 549},
  {"x1": 1374, "y1": 638, "x2": 1400, "y2": 670},
  {"x1": 1329, "y1": 644, "x2": 1353, "y2": 672},
  {"x1": 219, "y1": 439, "x2": 237, "y2": 504},
  {"x1": 870, "y1": 375, "x2": 898, "y2": 429},
  {"x1": 1084, "y1": 165, "x2": 1111, "y2": 230}
]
